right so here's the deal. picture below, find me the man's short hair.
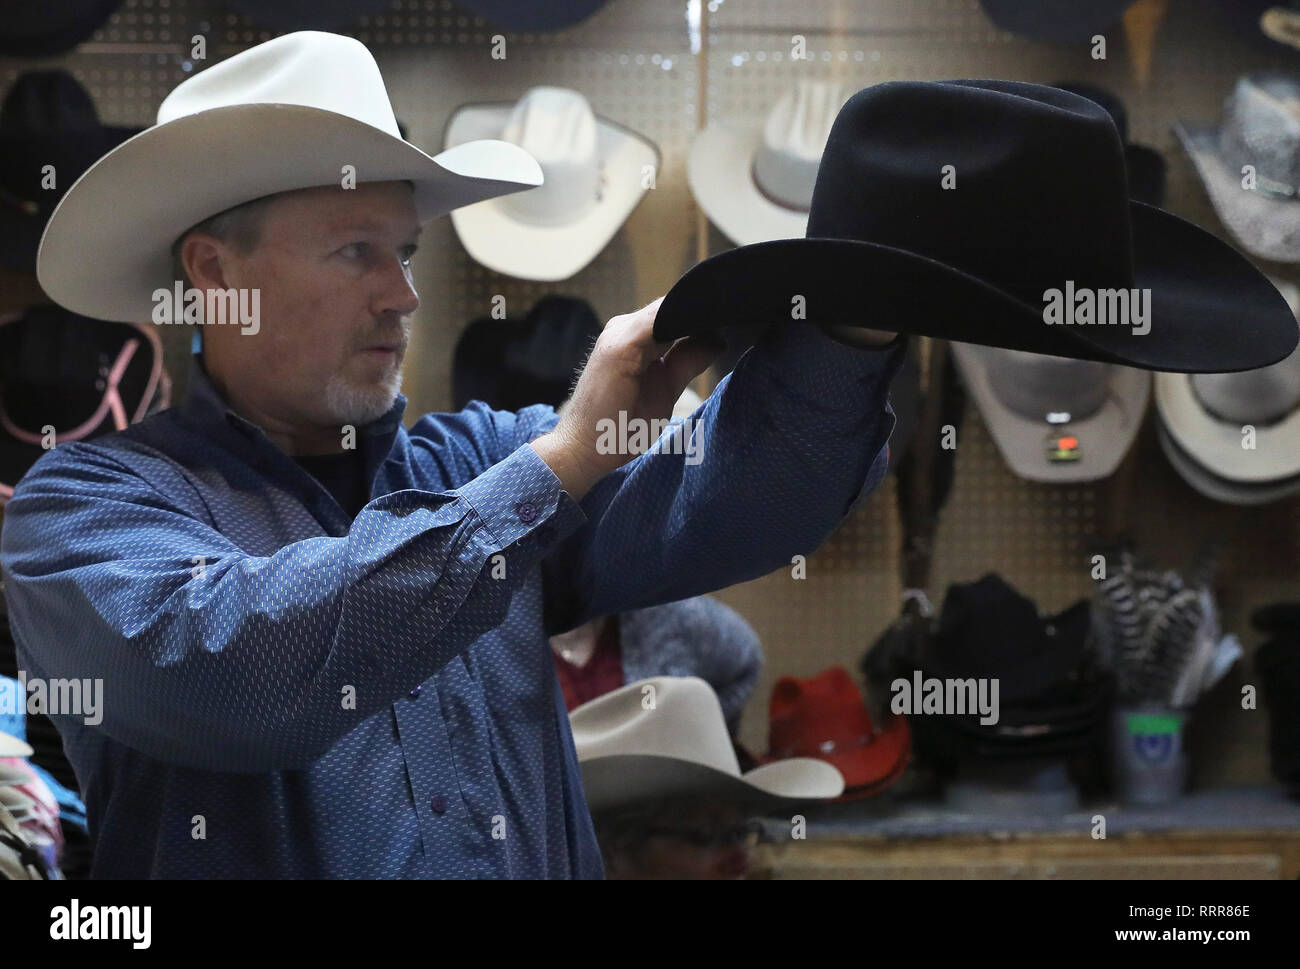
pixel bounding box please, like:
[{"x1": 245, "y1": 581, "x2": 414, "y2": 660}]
[{"x1": 169, "y1": 193, "x2": 278, "y2": 291}]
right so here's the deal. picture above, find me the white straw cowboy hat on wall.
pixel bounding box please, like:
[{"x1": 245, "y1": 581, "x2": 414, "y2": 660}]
[
  {"x1": 443, "y1": 86, "x2": 659, "y2": 281},
  {"x1": 36, "y1": 30, "x2": 543, "y2": 323},
  {"x1": 570, "y1": 676, "x2": 844, "y2": 813},
  {"x1": 688, "y1": 80, "x2": 849, "y2": 245},
  {"x1": 1156, "y1": 277, "x2": 1300, "y2": 503}
]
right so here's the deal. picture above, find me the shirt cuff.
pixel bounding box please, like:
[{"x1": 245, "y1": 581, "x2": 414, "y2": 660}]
[{"x1": 456, "y1": 441, "x2": 587, "y2": 553}]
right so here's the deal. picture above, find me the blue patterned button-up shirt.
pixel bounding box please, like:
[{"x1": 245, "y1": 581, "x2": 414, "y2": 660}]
[{"x1": 0, "y1": 321, "x2": 903, "y2": 879}]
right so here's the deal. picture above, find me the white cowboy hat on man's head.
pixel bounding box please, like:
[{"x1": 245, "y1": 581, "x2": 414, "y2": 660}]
[
  {"x1": 570, "y1": 676, "x2": 844, "y2": 813},
  {"x1": 444, "y1": 86, "x2": 659, "y2": 281},
  {"x1": 36, "y1": 30, "x2": 543, "y2": 324},
  {"x1": 688, "y1": 80, "x2": 849, "y2": 245}
]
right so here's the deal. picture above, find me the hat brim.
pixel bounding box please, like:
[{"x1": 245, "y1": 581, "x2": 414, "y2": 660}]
[
  {"x1": 688, "y1": 124, "x2": 809, "y2": 245},
  {"x1": 444, "y1": 102, "x2": 658, "y2": 281},
  {"x1": 1155, "y1": 369, "x2": 1300, "y2": 482},
  {"x1": 762, "y1": 715, "x2": 912, "y2": 796},
  {"x1": 0, "y1": 731, "x2": 33, "y2": 758},
  {"x1": 952, "y1": 342, "x2": 1150, "y2": 482},
  {"x1": 579, "y1": 753, "x2": 844, "y2": 813},
  {"x1": 1175, "y1": 120, "x2": 1300, "y2": 264},
  {"x1": 1156, "y1": 421, "x2": 1300, "y2": 505},
  {"x1": 37, "y1": 103, "x2": 543, "y2": 323},
  {"x1": 653, "y1": 199, "x2": 1299, "y2": 374}
]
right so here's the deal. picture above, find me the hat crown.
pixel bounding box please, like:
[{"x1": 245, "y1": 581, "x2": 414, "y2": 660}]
[
  {"x1": 1218, "y1": 73, "x2": 1300, "y2": 198},
  {"x1": 499, "y1": 86, "x2": 600, "y2": 226},
  {"x1": 769, "y1": 667, "x2": 874, "y2": 755},
  {"x1": 1052, "y1": 80, "x2": 1128, "y2": 143},
  {"x1": 157, "y1": 31, "x2": 401, "y2": 139},
  {"x1": 983, "y1": 348, "x2": 1111, "y2": 422},
  {"x1": 807, "y1": 80, "x2": 1136, "y2": 305},
  {"x1": 1191, "y1": 347, "x2": 1300, "y2": 424},
  {"x1": 569, "y1": 676, "x2": 741, "y2": 776},
  {"x1": 753, "y1": 80, "x2": 847, "y2": 211}
]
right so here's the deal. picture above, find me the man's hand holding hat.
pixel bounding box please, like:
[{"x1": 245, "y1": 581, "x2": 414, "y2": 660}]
[{"x1": 531, "y1": 297, "x2": 723, "y2": 500}]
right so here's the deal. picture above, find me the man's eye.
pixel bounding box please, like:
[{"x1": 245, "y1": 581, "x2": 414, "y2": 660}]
[
  {"x1": 340, "y1": 242, "x2": 367, "y2": 259},
  {"x1": 400, "y1": 245, "x2": 417, "y2": 267}
]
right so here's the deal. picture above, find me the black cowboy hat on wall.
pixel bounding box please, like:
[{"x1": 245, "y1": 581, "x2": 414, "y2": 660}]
[{"x1": 655, "y1": 80, "x2": 1298, "y2": 376}]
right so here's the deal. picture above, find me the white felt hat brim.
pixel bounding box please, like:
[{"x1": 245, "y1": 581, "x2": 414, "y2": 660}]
[
  {"x1": 1155, "y1": 369, "x2": 1300, "y2": 481},
  {"x1": 953, "y1": 342, "x2": 1150, "y2": 483},
  {"x1": 688, "y1": 123, "x2": 809, "y2": 245},
  {"x1": 445, "y1": 103, "x2": 658, "y2": 281},
  {"x1": 37, "y1": 102, "x2": 542, "y2": 323},
  {"x1": 579, "y1": 753, "x2": 844, "y2": 814}
]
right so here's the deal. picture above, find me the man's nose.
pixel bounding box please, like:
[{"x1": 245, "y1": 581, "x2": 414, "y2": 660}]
[{"x1": 376, "y1": 256, "x2": 420, "y2": 317}]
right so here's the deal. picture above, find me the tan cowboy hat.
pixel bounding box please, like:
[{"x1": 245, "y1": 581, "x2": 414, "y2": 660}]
[
  {"x1": 444, "y1": 86, "x2": 658, "y2": 281},
  {"x1": 952, "y1": 343, "x2": 1150, "y2": 483},
  {"x1": 36, "y1": 30, "x2": 544, "y2": 323},
  {"x1": 570, "y1": 676, "x2": 844, "y2": 813}
]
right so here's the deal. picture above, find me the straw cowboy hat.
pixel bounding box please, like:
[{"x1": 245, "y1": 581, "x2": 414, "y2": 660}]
[
  {"x1": 655, "y1": 80, "x2": 1298, "y2": 375},
  {"x1": 1156, "y1": 277, "x2": 1300, "y2": 503},
  {"x1": 1176, "y1": 73, "x2": 1300, "y2": 265},
  {"x1": 570, "y1": 676, "x2": 844, "y2": 813},
  {"x1": 444, "y1": 86, "x2": 658, "y2": 281},
  {"x1": 688, "y1": 80, "x2": 849, "y2": 245},
  {"x1": 35, "y1": 30, "x2": 544, "y2": 323}
]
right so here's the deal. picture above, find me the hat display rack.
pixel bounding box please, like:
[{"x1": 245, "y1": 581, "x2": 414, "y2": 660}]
[{"x1": 3, "y1": 0, "x2": 1298, "y2": 796}]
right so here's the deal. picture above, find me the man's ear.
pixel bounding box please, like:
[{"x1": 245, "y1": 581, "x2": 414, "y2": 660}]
[{"x1": 180, "y1": 233, "x2": 234, "y2": 292}]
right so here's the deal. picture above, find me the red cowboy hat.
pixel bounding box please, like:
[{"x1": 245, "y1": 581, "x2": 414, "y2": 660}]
[{"x1": 763, "y1": 667, "x2": 910, "y2": 801}]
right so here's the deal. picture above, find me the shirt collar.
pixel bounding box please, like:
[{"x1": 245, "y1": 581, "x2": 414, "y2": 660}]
[{"x1": 180, "y1": 352, "x2": 408, "y2": 485}]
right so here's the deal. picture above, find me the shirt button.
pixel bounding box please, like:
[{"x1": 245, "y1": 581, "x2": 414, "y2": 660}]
[
  {"x1": 516, "y1": 501, "x2": 539, "y2": 524},
  {"x1": 431, "y1": 795, "x2": 448, "y2": 814},
  {"x1": 408, "y1": 684, "x2": 422, "y2": 699}
]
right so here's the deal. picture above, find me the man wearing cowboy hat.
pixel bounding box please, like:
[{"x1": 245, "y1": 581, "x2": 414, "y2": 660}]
[{"x1": 0, "y1": 32, "x2": 901, "y2": 879}]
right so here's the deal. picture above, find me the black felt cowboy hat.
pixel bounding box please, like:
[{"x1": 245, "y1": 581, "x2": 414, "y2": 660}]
[
  {"x1": 0, "y1": 305, "x2": 169, "y2": 503},
  {"x1": 654, "y1": 80, "x2": 1299, "y2": 375},
  {"x1": 0, "y1": 70, "x2": 138, "y2": 272}
]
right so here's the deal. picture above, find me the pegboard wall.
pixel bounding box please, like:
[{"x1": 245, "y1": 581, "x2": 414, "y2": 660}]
[{"x1": 3, "y1": 0, "x2": 1297, "y2": 785}]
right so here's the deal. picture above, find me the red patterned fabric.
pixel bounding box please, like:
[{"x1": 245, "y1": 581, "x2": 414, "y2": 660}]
[{"x1": 553, "y1": 618, "x2": 625, "y2": 712}]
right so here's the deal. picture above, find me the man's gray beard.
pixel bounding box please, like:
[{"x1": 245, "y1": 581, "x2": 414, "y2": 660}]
[{"x1": 322, "y1": 367, "x2": 402, "y2": 426}]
